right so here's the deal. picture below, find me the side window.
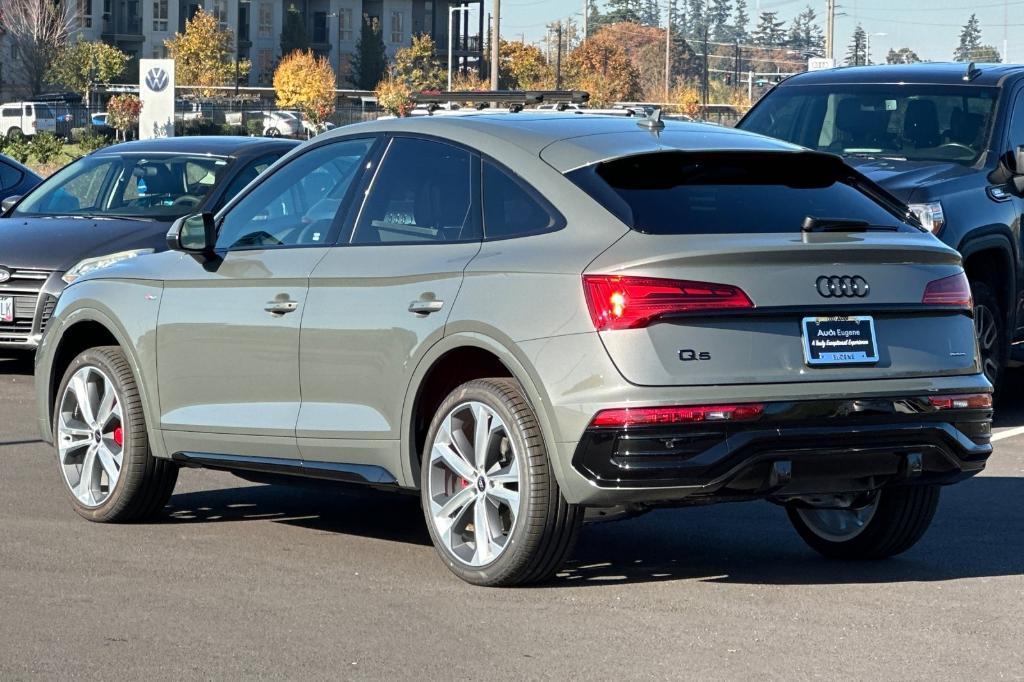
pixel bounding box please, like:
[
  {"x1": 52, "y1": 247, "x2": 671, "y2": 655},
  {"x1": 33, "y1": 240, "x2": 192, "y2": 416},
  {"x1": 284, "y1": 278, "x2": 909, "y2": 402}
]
[
  {"x1": 215, "y1": 137, "x2": 374, "y2": 250},
  {"x1": 215, "y1": 153, "x2": 281, "y2": 210},
  {"x1": 24, "y1": 105, "x2": 32, "y2": 117},
  {"x1": 1009, "y1": 90, "x2": 1024, "y2": 151},
  {"x1": 351, "y1": 137, "x2": 478, "y2": 244},
  {"x1": 482, "y1": 161, "x2": 561, "y2": 239},
  {"x1": 0, "y1": 161, "x2": 22, "y2": 190}
]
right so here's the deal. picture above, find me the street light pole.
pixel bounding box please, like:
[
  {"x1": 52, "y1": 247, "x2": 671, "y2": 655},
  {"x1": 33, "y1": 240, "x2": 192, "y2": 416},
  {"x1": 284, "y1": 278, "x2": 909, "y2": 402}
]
[{"x1": 447, "y1": 4, "x2": 471, "y2": 91}]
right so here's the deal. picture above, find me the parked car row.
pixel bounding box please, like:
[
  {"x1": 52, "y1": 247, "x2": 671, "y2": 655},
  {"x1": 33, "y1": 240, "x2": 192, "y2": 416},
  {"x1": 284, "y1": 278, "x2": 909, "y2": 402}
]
[{"x1": 0, "y1": 62, "x2": 1009, "y2": 586}]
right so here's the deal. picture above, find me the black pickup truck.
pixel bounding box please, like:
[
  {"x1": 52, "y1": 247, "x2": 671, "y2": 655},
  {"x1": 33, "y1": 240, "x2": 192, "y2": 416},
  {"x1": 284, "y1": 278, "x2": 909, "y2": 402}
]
[{"x1": 739, "y1": 62, "x2": 1024, "y2": 392}]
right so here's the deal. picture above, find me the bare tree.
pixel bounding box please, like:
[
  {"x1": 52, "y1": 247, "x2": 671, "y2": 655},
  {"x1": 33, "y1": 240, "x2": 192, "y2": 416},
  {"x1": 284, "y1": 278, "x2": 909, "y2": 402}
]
[{"x1": 0, "y1": 0, "x2": 78, "y2": 95}]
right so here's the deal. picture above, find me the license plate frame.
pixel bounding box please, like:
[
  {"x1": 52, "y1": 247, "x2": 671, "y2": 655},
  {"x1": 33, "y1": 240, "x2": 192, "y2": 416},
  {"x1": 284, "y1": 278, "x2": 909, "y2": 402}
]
[
  {"x1": 0, "y1": 296, "x2": 12, "y2": 323},
  {"x1": 801, "y1": 315, "x2": 879, "y2": 366}
]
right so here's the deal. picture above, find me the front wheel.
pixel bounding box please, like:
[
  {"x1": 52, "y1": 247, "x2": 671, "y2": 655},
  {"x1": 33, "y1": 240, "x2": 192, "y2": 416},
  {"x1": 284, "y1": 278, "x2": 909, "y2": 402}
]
[
  {"x1": 421, "y1": 378, "x2": 582, "y2": 586},
  {"x1": 54, "y1": 346, "x2": 178, "y2": 522},
  {"x1": 786, "y1": 485, "x2": 940, "y2": 560}
]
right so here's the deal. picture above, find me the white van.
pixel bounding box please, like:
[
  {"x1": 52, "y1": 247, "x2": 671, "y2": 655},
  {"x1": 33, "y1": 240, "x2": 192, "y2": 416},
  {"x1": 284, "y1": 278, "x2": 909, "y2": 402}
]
[{"x1": 0, "y1": 102, "x2": 59, "y2": 138}]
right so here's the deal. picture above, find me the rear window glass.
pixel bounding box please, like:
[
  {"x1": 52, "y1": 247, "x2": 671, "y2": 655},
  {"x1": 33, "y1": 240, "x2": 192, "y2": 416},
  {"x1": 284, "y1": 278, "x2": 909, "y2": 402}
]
[{"x1": 566, "y1": 151, "x2": 908, "y2": 235}]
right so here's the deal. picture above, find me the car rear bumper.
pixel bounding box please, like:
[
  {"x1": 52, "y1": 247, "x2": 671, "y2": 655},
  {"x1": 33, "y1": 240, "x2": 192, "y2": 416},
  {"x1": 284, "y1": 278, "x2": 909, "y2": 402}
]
[{"x1": 567, "y1": 396, "x2": 991, "y2": 506}]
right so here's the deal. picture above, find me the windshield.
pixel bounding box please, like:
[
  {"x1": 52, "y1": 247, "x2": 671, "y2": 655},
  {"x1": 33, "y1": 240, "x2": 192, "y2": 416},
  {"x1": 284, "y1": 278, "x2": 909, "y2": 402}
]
[
  {"x1": 741, "y1": 84, "x2": 999, "y2": 165},
  {"x1": 566, "y1": 151, "x2": 909, "y2": 235},
  {"x1": 13, "y1": 153, "x2": 234, "y2": 220}
]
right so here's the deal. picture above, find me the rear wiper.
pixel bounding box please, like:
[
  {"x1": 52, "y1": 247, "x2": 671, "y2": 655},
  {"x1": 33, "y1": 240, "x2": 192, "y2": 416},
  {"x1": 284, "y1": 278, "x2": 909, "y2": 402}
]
[{"x1": 801, "y1": 216, "x2": 898, "y2": 233}]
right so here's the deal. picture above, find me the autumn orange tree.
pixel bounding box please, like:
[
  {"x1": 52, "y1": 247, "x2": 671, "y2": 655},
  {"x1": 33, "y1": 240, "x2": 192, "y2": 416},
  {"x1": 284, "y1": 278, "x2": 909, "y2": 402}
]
[
  {"x1": 165, "y1": 8, "x2": 249, "y2": 97},
  {"x1": 274, "y1": 50, "x2": 337, "y2": 128},
  {"x1": 564, "y1": 32, "x2": 641, "y2": 106},
  {"x1": 390, "y1": 34, "x2": 445, "y2": 92},
  {"x1": 107, "y1": 94, "x2": 142, "y2": 141},
  {"x1": 499, "y1": 40, "x2": 552, "y2": 90}
]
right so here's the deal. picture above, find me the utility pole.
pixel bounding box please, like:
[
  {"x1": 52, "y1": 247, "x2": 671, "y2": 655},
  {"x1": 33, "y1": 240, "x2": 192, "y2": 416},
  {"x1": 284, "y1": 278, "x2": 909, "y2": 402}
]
[
  {"x1": 825, "y1": 0, "x2": 835, "y2": 62},
  {"x1": 733, "y1": 39, "x2": 740, "y2": 90},
  {"x1": 555, "y1": 22, "x2": 563, "y2": 89},
  {"x1": 583, "y1": 0, "x2": 588, "y2": 41},
  {"x1": 701, "y1": 24, "x2": 709, "y2": 116},
  {"x1": 490, "y1": 0, "x2": 501, "y2": 90},
  {"x1": 664, "y1": 0, "x2": 671, "y2": 100}
]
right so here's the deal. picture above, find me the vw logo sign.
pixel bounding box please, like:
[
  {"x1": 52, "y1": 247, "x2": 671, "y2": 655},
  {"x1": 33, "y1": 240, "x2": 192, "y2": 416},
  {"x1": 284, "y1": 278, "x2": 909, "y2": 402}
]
[
  {"x1": 145, "y1": 67, "x2": 170, "y2": 93},
  {"x1": 816, "y1": 275, "x2": 869, "y2": 298},
  {"x1": 0, "y1": 267, "x2": 9, "y2": 283}
]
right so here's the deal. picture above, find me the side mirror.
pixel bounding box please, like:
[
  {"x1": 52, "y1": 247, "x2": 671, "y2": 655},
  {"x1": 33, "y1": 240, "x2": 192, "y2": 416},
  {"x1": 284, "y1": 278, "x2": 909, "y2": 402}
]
[
  {"x1": 167, "y1": 212, "x2": 216, "y2": 253},
  {"x1": 1, "y1": 195, "x2": 22, "y2": 215},
  {"x1": 1012, "y1": 146, "x2": 1024, "y2": 194}
]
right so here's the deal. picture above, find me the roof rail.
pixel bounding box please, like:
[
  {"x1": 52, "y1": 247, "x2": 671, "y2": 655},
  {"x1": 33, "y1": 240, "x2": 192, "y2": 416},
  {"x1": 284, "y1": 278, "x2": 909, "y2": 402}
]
[
  {"x1": 411, "y1": 90, "x2": 589, "y2": 113},
  {"x1": 963, "y1": 62, "x2": 983, "y2": 81}
]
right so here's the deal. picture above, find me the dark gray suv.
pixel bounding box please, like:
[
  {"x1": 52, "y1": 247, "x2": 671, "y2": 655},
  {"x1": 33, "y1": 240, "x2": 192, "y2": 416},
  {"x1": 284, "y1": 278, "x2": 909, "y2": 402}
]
[{"x1": 34, "y1": 114, "x2": 992, "y2": 586}]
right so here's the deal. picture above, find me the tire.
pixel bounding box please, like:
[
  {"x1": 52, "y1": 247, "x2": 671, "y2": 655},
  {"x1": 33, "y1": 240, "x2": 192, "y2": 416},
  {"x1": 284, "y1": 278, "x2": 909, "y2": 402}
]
[
  {"x1": 971, "y1": 281, "x2": 1005, "y2": 396},
  {"x1": 420, "y1": 378, "x2": 583, "y2": 586},
  {"x1": 53, "y1": 346, "x2": 178, "y2": 523},
  {"x1": 786, "y1": 485, "x2": 940, "y2": 560},
  {"x1": 7, "y1": 127, "x2": 22, "y2": 140},
  {"x1": 265, "y1": 127, "x2": 281, "y2": 137}
]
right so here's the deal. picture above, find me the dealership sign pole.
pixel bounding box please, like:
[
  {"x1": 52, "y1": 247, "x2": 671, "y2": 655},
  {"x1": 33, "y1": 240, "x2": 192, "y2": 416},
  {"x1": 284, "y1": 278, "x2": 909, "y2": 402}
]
[{"x1": 138, "y1": 59, "x2": 175, "y2": 139}]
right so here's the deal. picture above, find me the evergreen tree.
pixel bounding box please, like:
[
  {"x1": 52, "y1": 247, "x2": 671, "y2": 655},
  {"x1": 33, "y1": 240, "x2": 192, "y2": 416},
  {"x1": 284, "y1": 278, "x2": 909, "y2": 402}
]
[
  {"x1": 970, "y1": 44, "x2": 1002, "y2": 62},
  {"x1": 788, "y1": 5, "x2": 823, "y2": 53},
  {"x1": 640, "y1": 0, "x2": 662, "y2": 27},
  {"x1": 953, "y1": 14, "x2": 982, "y2": 62},
  {"x1": 752, "y1": 10, "x2": 785, "y2": 47},
  {"x1": 605, "y1": 0, "x2": 642, "y2": 24},
  {"x1": 352, "y1": 15, "x2": 387, "y2": 89},
  {"x1": 886, "y1": 47, "x2": 920, "y2": 64},
  {"x1": 709, "y1": 0, "x2": 732, "y2": 39},
  {"x1": 280, "y1": 3, "x2": 310, "y2": 56},
  {"x1": 687, "y1": 0, "x2": 708, "y2": 35},
  {"x1": 846, "y1": 24, "x2": 867, "y2": 65},
  {"x1": 732, "y1": 0, "x2": 749, "y2": 43}
]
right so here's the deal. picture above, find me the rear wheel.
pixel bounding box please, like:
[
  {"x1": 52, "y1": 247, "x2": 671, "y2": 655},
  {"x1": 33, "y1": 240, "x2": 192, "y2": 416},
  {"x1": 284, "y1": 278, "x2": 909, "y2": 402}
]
[
  {"x1": 421, "y1": 378, "x2": 583, "y2": 586},
  {"x1": 7, "y1": 127, "x2": 22, "y2": 140},
  {"x1": 265, "y1": 127, "x2": 281, "y2": 137},
  {"x1": 54, "y1": 346, "x2": 178, "y2": 522},
  {"x1": 971, "y1": 281, "x2": 1005, "y2": 395},
  {"x1": 786, "y1": 485, "x2": 940, "y2": 559}
]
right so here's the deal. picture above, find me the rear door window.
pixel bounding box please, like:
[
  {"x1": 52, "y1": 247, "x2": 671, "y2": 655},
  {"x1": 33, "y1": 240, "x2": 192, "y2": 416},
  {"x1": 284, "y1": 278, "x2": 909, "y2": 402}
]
[
  {"x1": 350, "y1": 137, "x2": 479, "y2": 244},
  {"x1": 567, "y1": 151, "x2": 907, "y2": 235}
]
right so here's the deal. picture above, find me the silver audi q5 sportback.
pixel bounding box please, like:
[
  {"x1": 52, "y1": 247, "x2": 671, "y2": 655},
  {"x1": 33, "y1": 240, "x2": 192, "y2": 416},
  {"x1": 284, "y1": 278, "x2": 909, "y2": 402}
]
[{"x1": 34, "y1": 113, "x2": 993, "y2": 586}]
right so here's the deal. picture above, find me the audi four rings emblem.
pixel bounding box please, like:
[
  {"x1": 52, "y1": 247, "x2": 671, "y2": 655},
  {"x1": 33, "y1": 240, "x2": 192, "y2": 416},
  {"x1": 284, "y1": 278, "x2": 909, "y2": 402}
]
[{"x1": 816, "y1": 275, "x2": 869, "y2": 298}]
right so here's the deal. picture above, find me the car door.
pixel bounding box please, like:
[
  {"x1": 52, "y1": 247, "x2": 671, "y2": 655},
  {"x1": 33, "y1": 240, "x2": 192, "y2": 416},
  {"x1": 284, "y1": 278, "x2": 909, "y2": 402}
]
[
  {"x1": 297, "y1": 135, "x2": 481, "y2": 479},
  {"x1": 156, "y1": 137, "x2": 378, "y2": 461}
]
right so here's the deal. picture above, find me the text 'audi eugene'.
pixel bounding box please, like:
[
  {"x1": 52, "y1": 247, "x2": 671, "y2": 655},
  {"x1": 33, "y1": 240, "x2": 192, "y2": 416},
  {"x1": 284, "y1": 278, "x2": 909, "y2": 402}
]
[{"x1": 34, "y1": 112, "x2": 993, "y2": 586}]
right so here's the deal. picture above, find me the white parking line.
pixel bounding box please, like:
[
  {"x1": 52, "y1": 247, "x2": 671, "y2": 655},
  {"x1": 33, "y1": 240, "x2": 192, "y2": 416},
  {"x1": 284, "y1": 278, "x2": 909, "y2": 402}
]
[{"x1": 991, "y1": 425, "x2": 1024, "y2": 443}]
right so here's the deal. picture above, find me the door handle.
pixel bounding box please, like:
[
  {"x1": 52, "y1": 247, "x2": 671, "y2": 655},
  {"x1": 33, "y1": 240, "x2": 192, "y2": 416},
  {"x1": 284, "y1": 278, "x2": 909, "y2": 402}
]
[
  {"x1": 265, "y1": 300, "x2": 299, "y2": 315},
  {"x1": 408, "y1": 299, "x2": 445, "y2": 315}
]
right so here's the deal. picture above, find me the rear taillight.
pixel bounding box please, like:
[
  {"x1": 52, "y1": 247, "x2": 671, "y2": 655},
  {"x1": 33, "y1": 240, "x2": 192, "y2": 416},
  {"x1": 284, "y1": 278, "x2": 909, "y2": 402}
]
[
  {"x1": 928, "y1": 393, "x2": 992, "y2": 410},
  {"x1": 922, "y1": 272, "x2": 972, "y2": 308},
  {"x1": 582, "y1": 275, "x2": 753, "y2": 331},
  {"x1": 590, "y1": 403, "x2": 765, "y2": 428}
]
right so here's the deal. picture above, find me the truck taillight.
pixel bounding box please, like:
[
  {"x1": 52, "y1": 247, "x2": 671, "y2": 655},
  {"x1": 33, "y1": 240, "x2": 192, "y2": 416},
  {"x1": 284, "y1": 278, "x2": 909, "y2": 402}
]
[
  {"x1": 582, "y1": 275, "x2": 753, "y2": 331},
  {"x1": 922, "y1": 272, "x2": 972, "y2": 308}
]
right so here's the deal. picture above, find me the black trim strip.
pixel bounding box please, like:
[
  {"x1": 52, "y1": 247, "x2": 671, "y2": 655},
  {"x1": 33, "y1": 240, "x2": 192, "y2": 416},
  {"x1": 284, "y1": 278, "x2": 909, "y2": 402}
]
[
  {"x1": 656, "y1": 303, "x2": 970, "y2": 321},
  {"x1": 171, "y1": 451, "x2": 398, "y2": 485}
]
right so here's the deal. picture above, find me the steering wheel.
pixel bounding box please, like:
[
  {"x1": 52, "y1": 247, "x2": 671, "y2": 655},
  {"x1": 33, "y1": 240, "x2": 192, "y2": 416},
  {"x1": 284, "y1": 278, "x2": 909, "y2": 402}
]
[{"x1": 173, "y1": 195, "x2": 202, "y2": 208}]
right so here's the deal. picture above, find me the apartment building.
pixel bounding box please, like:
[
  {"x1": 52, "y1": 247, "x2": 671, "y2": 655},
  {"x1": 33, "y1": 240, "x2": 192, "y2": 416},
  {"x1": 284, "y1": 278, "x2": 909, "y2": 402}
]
[{"x1": 0, "y1": 0, "x2": 484, "y2": 95}]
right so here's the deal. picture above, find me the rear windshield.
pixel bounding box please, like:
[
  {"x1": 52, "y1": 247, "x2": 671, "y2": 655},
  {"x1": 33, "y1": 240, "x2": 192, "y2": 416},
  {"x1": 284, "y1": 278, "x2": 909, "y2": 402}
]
[
  {"x1": 566, "y1": 151, "x2": 909, "y2": 235},
  {"x1": 740, "y1": 84, "x2": 998, "y2": 165}
]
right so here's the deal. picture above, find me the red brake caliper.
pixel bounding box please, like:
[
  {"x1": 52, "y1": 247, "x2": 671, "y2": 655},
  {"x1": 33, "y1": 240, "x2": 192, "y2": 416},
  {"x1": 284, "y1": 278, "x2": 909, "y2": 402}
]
[{"x1": 113, "y1": 426, "x2": 124, "y2": 448}]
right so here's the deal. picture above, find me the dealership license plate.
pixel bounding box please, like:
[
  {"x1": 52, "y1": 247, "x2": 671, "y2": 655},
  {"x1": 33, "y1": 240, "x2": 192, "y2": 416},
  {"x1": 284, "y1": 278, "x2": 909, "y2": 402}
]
[
  {"x1": 802, "y1": 316, "x2": 879, "y2": 366},
  {"x1": 0, "y1": 297, "x2": 12, "y2": 323}
]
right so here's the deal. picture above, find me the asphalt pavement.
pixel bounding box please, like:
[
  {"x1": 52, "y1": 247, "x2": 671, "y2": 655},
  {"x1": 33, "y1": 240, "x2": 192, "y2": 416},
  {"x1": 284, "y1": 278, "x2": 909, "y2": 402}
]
[{"x1": 1, "y1": 353, "x2": 1021, "y2": 680}]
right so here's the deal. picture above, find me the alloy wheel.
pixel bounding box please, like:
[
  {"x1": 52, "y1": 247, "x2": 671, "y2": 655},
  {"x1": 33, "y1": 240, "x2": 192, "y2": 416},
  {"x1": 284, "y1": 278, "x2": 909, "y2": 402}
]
[
  {"x1": 426, "y1": 401, "x2": 522, "y2": 567},
  {"x1": 974, "y1": 303, "x2": 1000, "y2": 385},
  {"x1": 56, "y1": 366, "x2": 125, "y2": 508},
  {"x1": 795, "y1": 494, "x2": 880, "y2": 542}
]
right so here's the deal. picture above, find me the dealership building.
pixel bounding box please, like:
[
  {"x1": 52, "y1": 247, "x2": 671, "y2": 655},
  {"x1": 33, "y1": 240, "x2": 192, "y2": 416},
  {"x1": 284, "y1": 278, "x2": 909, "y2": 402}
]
[{"x1": 0, "y1": 0, "x2": 485, "y2": 97}]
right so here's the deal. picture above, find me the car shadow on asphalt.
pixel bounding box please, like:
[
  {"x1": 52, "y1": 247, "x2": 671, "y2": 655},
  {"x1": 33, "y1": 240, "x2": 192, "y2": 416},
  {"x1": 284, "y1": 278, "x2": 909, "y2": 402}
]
[
  {"x1": 0, "y1": 354, "x2": 34, "y2": 376},
  {"x1": 160, "y1": 474, "x2": 1022, "y2": 587},
  {"x1": 162, "y1": 482, "x2": 432, "y2": 547}
]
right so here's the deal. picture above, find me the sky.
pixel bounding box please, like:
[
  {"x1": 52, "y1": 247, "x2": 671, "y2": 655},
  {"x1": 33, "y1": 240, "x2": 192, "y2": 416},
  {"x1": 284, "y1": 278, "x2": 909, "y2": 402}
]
[{"x1": 497, "y1": 0, "x2": 1024, "y2": 65}]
